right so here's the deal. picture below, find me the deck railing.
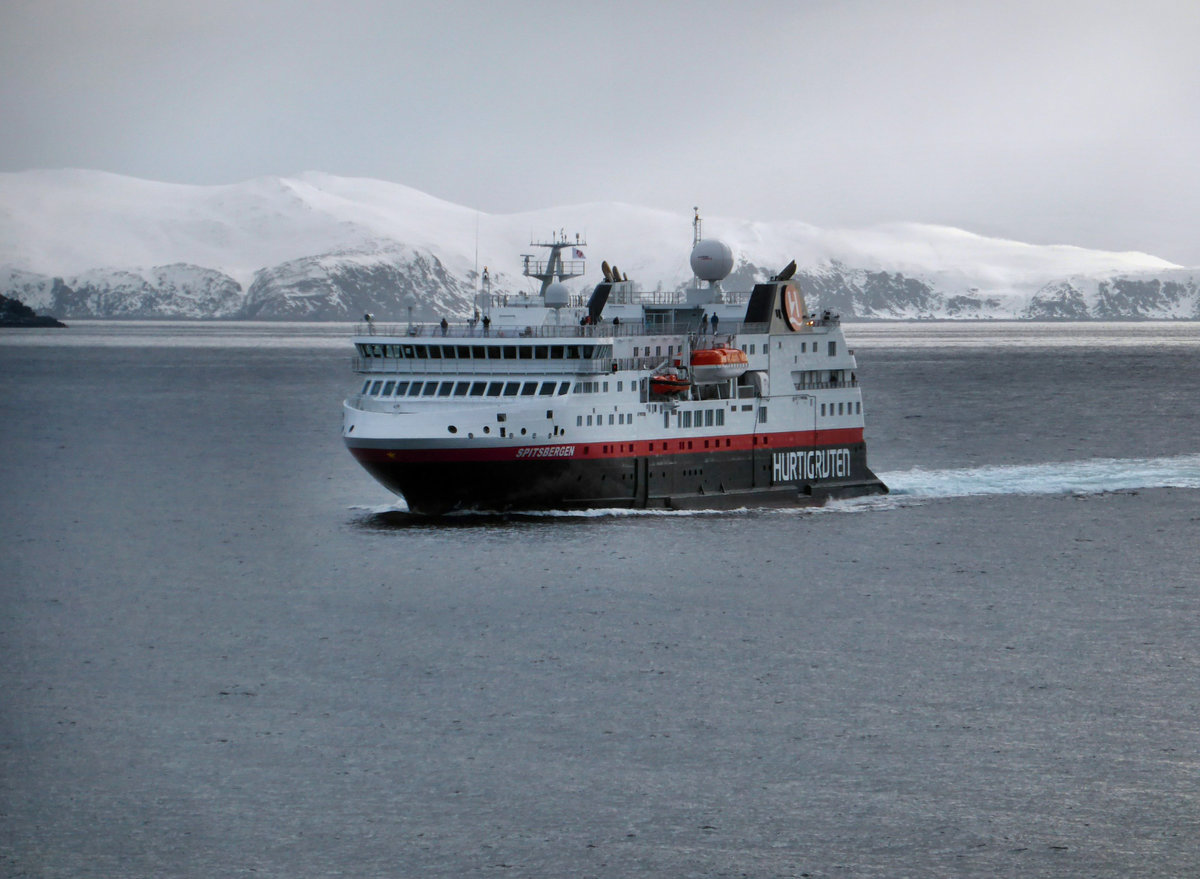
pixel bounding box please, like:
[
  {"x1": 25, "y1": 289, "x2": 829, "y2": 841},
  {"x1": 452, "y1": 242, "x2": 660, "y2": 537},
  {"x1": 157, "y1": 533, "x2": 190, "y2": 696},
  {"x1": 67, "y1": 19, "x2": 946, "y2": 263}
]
[{"x1": 356, "y1": 319, "x2": 778, "y2": 339}]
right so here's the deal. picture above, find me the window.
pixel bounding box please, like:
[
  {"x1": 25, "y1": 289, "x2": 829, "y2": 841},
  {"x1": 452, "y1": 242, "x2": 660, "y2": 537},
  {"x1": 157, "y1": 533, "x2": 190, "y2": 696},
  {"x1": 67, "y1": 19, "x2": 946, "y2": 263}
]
[
  {"x1": 716, "y1": 410, "x2": 725, "y2": 426},
  {"x1": 503, "y1": 382, "x2": 520, "y2": 396},
  {"x1": 383, "y1": 381, "x2": 395, "y2": 395},
  {"x1": 422, "y1": 382, "x2": 439, "y2": 396},
  {"x1": 520, "y1": 381, "x2": 537, "y2": 395},
  {"x1": 456, "y1": 346, "x2": 470, "y2": 359},
  {"x1": 469, "y1": 382, "x2": 486, "y2": 396},
  {"x1": 395, "y1": 382, "x2": 409, "y2": 396},
  {"x1": 503, "y1": 347, "x2": 517, "y2": 360},
  {"x1": 429, "y1": 346, "x2": 442, "y2": 359},
  {"x1": 519, "y1": 346, "x2": 533, "y2": 360},
  {"x1": 558, "y1": 381, "x2": 570, "y2": 395},
  {"x1": 587, "y1": 415, "x2": 593, "y2": 426},
  {"x1": 608, "y1": 414, "x2": 615, "y2": 425},
  {"x1": 683, "y1": 411, "x2": 692, "y2": 428},
  {"x1": 828, "y1": 341, "x2": 836, "y2": 356},
  {"x1": 453, "y1": 382, "x2": 469, "y2": 396},
  {"x1": 535, "y1": 346, "x2": 548, "y2": 359},
  {"x1": 486, "y1": 382, "x2": 503, "y2": 397},
  {"x1": 820, "y1": 403, "x2": 826, "y2": 416},
  {"x1": 471, "y1": 346, "x2": 486, "y2": 360},
  {"x1": 577, "y1": 415, "x2": 583, "y2": 426},
  {"x1": 838, "y1": 402, "x2": 844, "y2": 415},
  {"x1": 538, "y1": 382, "x2": 556, "y2": 396},
  {"x1": 438, "y1": 384, "x2": 453, "y2": 397},
  {"x1": 856, "y1": 402, "x2": 861, "y2": 414},
  {"x1": 705, "y1": 410, "x2": 714, "y2": 427},
  {"x1": 370, "y1": 381, "x2": 383, "y2": 394},
  {"x1": 409, "y1": 381, "x2": 423, "y2": 395},
  {"x1": 360, "y1": 380, "x2": 370, "y2": 393},
  {"x1": 759, "y1": 407, "x2": 768, "y2": 423}
]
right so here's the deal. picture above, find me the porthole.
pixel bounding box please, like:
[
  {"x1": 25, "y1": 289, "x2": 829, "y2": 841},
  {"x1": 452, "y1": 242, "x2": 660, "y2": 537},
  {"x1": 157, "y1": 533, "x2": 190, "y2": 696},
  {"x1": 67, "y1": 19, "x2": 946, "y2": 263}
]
[{"x1": 448, "y1": 425, "x2": 458, "y2": 434}]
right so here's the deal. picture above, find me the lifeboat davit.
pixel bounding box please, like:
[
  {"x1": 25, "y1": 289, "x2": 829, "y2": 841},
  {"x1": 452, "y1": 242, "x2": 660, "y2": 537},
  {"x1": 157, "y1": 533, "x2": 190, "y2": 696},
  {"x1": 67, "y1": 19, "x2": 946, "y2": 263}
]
[
  {"x1": 650, "y1": 373, "x2": 691, "y2": 396},
  {"x1": 691, "y1": 346, "x2": 749, "y2": 384}
]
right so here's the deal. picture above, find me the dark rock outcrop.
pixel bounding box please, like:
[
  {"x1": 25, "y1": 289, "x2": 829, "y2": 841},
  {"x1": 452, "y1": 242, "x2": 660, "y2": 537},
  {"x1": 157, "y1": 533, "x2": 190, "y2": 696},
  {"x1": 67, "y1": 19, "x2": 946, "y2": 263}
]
[{"x1": 0, "y1": 293, "x2": 66, "y2": 327}]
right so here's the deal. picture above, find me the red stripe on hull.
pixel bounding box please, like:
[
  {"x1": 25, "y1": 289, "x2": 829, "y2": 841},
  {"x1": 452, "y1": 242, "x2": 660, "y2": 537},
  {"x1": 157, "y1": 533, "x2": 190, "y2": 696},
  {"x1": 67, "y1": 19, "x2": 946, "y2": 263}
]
[{"x1": 349, "y1": 427, "x2": 865, "y2": 464}]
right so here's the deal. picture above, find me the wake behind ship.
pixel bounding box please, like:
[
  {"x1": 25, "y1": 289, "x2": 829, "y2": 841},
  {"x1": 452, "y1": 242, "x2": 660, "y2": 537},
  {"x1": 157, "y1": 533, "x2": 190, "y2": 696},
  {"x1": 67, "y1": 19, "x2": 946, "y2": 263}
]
[{"x1": 343, "y1": 214, "x2": 887, "y2": 514}]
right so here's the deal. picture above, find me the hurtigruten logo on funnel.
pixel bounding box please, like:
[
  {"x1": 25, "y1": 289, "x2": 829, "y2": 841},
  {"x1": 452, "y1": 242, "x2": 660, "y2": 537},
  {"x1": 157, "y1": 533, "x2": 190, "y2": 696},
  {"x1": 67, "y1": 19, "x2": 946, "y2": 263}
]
[{"x1": 773, "y1": 448, "x2": 852, "y2": 482}]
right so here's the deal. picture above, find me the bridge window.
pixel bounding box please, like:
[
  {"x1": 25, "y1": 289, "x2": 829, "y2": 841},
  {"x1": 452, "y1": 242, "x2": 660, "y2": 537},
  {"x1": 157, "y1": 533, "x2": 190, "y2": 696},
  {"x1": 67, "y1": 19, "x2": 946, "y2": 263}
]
[
  {"x1": 521, "y1": 381, "x2": 537, "y2": 395},
  {"x1": 486, "y1": 382, "x2": 502, "y2": 396},
  {"x1": 423, "y1": 383, "x2": 439, "y2": 397},
  {"x1": 828, "y1": 341, "x2": 837, "y2": 356},
  {"x1": 503, "y1": 382, "x2": 520, "y2": 396},
  {"x1": 539, "y1": 382, "x2": 556, "y2": 396},
  {"x1": 469, "y1": 382, "x2": 486, "y2": 396},
  {"x1": 360, "y1": 380, "x2": 370, "y2": 393},
  {"x1": 453, "y1": 382, "x2": 469, "y2": 396},
  {"x1": 394, "y1": 382, "x2": 409, "y2": 395},
  {"x1": 383, "y1": 381, "x2": 395, "y2": 395},
  {"x1": 558, "y1": 381, "x2": 570, "y2": 394},
  {"x1": 369, "y1": 381, "x2": 383, "y2": 394}
]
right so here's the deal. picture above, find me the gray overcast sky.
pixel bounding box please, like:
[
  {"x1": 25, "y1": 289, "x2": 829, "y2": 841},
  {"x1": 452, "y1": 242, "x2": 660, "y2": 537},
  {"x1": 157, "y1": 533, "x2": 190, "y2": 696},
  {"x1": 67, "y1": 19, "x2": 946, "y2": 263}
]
[{"x1": 3, "y1": 0, "x2": 1198, "y2": 264}]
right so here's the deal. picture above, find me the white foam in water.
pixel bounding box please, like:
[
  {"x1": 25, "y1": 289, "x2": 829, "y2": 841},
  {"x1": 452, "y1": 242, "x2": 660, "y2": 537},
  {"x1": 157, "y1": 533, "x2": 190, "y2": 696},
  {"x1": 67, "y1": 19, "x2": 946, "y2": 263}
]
[
  {"x1": 350, "y1": 454, "x2": 1200, "y2": 520},
  {"x1": 881, "y1": 453, "x2": 1200, "y2": 500}
]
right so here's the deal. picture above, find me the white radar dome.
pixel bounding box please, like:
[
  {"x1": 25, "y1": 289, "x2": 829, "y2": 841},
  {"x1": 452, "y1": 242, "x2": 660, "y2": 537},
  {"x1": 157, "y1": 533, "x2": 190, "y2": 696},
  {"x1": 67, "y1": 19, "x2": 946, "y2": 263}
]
[
  {"x1": 544, "y1": 282, "x2": 570, "y2": 308},
  {"x1": 690, "y1": 238, "x2": 734, "y2": 282}
]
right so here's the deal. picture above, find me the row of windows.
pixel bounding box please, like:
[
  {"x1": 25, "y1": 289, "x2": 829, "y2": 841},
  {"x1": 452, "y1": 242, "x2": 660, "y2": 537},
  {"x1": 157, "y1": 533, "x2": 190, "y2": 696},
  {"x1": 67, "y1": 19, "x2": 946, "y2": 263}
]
[
  {"x1": 673, "y1": 408, "x2": 727, "y2": 429},
  {"x1": 789, "y1": 340, "x2": 836, "y2": 355},
  {"x1": 578, "y1": 412, "x2": 637, "y2": 427},
  {"x1": 822, "y1": 401, "x2": 862, "y2": 416},
  {"x1": 361, "y1": 378, "x2": 569, "y2": 398},
  {"x1": 357, "y1": 343, "x2": 610, "y2": 361}
]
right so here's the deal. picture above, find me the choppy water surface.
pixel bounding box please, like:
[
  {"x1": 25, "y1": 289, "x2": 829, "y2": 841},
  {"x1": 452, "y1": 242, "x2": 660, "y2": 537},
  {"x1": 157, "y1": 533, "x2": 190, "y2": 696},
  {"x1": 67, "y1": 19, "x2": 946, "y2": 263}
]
[{"x1": 2, "y1": 322, "x2": 1198, "y2": 878}]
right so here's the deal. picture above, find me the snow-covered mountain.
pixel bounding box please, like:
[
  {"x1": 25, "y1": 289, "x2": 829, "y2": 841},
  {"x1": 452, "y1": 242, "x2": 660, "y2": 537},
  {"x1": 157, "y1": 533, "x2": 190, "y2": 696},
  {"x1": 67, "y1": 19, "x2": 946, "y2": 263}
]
[{"x1": 1, "y1": 169, "x2": 1195, "y2": 320}]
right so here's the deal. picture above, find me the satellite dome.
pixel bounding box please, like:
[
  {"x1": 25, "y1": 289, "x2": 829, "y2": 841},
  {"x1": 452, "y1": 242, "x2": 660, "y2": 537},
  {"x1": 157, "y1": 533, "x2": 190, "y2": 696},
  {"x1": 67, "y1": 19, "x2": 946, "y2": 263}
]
[
  {"x1": 544, "y1": 282, "x2": 570, "y2": 308},
  {"x1": 690, "y1": 238, "x2": 734, "y2": 282}
]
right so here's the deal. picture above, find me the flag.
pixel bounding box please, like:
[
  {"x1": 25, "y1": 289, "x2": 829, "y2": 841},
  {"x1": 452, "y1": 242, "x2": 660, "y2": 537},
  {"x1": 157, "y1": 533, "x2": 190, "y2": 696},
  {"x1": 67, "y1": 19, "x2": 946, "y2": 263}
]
[{"x1": 573, "y1": 248, "x2": 585, "y2": 259}]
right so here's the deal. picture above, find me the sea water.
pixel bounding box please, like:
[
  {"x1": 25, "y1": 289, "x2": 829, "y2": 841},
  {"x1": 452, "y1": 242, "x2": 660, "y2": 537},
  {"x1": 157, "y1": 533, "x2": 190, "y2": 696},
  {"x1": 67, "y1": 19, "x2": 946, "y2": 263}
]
[{"x1": 2, "y1": 322, "x2": 1198, "y2": 878}]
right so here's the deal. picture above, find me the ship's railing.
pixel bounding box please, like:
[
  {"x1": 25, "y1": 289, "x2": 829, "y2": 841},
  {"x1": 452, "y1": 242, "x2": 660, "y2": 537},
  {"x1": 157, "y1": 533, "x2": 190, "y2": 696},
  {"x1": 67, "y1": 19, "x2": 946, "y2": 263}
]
[
  {"x1": 355, "y1": 319, "x2": 774, "y2": 339},
  {"x1": 352, "y1": 356, "x2": 616, "y2": 375}
]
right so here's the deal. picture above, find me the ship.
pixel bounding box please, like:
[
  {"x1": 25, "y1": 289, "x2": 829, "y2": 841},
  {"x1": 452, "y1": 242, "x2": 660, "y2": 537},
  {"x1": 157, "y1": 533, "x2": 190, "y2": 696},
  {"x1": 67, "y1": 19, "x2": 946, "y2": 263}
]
[{"x1": 343, "y1": 212, "x2": 887, "y2": 514}]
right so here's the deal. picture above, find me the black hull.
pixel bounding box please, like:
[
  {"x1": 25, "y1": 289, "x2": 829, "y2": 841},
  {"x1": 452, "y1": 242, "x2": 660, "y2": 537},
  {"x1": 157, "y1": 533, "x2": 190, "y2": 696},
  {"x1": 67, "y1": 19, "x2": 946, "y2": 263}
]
[{"x1": 350, "y1": 441, "x2": 887, "y2": 515}]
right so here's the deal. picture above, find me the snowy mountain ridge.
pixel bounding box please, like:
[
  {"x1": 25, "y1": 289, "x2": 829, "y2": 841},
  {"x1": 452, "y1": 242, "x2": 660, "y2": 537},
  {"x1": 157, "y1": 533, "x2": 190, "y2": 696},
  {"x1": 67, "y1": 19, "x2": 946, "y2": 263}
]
[{"x1": 1, "y1": 169, "x2": 1195, "y2": 320}]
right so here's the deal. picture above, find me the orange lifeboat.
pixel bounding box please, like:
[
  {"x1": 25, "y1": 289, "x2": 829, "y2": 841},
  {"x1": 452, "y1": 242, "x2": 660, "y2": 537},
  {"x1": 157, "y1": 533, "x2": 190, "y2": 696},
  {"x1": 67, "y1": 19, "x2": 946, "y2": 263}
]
[
  {"x1": 650, "y1": 373, "x2": 691, "y2": 396},
  {"x1": 690, "y1": 346, "x2": 749, "y2": 384}
]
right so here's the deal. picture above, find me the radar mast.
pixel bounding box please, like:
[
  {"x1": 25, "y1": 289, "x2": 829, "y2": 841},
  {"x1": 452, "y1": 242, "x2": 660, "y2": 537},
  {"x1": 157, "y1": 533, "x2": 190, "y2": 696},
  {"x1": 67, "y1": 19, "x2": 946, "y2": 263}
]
[{"x1": 521, "y1": 230, "x2": 586, "y2": 296}]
